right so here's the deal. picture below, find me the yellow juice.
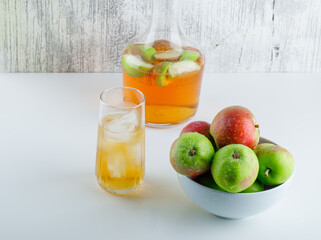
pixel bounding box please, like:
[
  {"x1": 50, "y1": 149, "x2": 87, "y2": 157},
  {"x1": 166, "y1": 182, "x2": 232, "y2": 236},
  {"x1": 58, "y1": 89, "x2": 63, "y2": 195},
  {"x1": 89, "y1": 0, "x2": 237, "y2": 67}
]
[
  {"x1": 96, "y1": 113, "x2": 145, "y2": 193},
  {"x1": 122, "y1": 40, "x2": 204, "y2": 126}
]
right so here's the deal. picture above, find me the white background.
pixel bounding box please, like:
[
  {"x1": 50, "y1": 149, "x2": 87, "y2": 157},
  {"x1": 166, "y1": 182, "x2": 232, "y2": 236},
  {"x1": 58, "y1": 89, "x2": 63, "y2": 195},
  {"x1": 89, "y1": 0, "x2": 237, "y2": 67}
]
[{"x1": 0, "y1": 73, "x2": 321, "y2": 239}]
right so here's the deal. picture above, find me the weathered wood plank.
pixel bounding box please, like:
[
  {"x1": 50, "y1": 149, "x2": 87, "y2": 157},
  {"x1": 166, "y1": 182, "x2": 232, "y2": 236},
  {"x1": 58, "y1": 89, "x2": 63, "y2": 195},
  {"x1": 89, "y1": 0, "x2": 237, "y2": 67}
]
[
  {"x1": 270, "y1": 0, "x2": 321, "y2": 72},
  {"x1": 0, "y1": 0, "x2": 320, "y2": 72}
]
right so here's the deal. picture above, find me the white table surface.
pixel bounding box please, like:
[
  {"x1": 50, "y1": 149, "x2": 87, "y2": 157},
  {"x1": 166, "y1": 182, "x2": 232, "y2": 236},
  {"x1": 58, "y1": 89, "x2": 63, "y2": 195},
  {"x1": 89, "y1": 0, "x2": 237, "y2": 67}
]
[{"x1": 0, "y1": 73, "x2": 320, "y2": 240}]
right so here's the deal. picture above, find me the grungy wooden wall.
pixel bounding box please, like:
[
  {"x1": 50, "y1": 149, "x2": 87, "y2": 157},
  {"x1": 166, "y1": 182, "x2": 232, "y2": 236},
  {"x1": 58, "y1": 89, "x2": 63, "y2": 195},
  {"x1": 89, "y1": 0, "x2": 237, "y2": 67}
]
[{"x1": 0, "y1": 0, "x2": 321, "y2": 73}]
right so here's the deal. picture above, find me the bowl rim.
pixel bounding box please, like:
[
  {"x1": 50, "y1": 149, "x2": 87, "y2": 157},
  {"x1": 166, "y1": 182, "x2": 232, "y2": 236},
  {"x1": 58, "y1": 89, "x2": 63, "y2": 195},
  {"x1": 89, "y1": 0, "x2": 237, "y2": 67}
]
[{"x1": 178, "y1": 168, "x2": 295, "y2": 196}]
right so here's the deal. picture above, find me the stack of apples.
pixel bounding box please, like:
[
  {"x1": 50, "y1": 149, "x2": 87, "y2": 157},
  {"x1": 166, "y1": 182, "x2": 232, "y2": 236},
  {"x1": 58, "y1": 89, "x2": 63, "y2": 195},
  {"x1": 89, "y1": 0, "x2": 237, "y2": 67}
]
[{"x1": 170, "y1": 106, "x2": 294, "y2": 193}]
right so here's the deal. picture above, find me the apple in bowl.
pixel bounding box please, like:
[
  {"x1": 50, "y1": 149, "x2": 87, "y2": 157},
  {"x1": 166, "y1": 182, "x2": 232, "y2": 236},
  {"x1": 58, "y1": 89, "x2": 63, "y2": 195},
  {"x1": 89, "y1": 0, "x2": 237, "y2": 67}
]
[
  {"x1": 210, "y1": 106, "x2": 260, "y2": 149},
  {"x1": 170, "y1": 106, "x2": 294, "y2": 219},
  {"x1": 175, "y1": 137, "x2": 294, "y2": 219}
]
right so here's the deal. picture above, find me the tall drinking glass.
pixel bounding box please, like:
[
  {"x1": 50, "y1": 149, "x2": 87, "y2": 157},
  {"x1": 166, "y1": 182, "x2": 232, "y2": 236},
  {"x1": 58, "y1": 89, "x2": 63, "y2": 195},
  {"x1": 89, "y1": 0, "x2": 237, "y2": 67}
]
[{"x1": 96, "y1": 87, "x2": 145, "y2": 195}]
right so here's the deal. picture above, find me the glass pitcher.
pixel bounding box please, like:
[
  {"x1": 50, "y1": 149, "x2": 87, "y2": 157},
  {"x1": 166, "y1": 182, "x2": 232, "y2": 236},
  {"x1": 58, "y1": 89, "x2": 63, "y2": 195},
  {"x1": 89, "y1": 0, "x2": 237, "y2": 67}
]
[{"x1": 122, "y1": 0, "x2": 205, "y2": 127}]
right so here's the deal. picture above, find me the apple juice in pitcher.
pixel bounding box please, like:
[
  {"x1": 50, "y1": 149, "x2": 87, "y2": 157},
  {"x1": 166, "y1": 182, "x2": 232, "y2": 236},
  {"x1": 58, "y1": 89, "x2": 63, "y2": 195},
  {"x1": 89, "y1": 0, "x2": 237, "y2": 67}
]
[
  {"x1": 122, "y1": 40, "x2": 204, "y2": 125},
  {"x1": 122, "y1": 0, "x2": 205, "y2": 127}
]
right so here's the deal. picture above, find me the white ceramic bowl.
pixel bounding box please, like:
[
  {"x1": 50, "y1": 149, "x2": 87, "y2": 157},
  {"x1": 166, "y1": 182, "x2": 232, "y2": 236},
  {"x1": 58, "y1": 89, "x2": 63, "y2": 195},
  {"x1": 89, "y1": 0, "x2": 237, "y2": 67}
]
[{"x1": 177, "y1": 138, "x2": 294, "y2": 219}]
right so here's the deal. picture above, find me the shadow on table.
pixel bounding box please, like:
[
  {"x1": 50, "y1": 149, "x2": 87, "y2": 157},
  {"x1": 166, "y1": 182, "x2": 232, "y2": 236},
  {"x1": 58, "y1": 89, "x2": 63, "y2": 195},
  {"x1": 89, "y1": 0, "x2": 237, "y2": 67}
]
[{"x1": 93, "y1": 175, "x2": 246, "y2": 224}]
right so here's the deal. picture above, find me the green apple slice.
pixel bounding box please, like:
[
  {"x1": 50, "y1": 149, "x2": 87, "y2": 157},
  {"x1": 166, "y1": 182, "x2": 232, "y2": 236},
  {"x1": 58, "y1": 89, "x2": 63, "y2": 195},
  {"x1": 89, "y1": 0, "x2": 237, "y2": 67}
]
[
  {"x1": 168, "y1": 60, "x2": 201, "y2": 78},
  {"x1": 154, "y1": 49, "x2": 181, "y2": 61},
  {"x1": 139, "y1": 45, "x2": 156, "y2": 61},
  {"x1": 154, "y1": 62, "x2": 172, "y2": 87},
  {"x1": 180, "y1": 50, "x2": 200, "y2": 61},
  {"x1": 122, "y1": 54, "x2": 153, "y2": 78}
]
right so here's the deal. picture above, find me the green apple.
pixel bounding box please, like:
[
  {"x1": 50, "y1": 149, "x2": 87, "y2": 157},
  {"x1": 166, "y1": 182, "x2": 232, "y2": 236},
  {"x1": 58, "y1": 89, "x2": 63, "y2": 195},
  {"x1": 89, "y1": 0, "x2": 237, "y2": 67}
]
[
  {"x1": 211, "y1": 144, "x2": 259, "y2": 193},
  {"x1": 195, "y1": 171, "x2": 225, "y2": 191},
  {"x1": 139, "y1": 45, "x2": 156, "y2": 61},
  {"x1": 122, "y1": 54, "x2": 153, "y2": 78},
  {"x1": 170, "y1": 132, "x2": 215, "y2": 178},
  {"x1": 180, "y1": 50, "x2": 200, "y2": 61},
  {"x1": 153, "y1": 61, "x2": 172, "y2": 87},
  {"x1": 254, "y1": 143, "x2": 294, "y2": 185},
  {"x1": 241, "y1": 180, "x2": 264, "y2": 193}
]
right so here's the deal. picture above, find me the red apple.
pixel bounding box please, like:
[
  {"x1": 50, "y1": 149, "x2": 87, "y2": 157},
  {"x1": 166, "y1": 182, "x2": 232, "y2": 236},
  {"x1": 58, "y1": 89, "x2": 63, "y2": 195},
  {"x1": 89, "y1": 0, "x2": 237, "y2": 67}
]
[
  {"x1": 180, "y1": 121, "x2": 213, "y2": 141},
  {"x1": 210, "y1": 106, "x2": 260, "y2": 149}
]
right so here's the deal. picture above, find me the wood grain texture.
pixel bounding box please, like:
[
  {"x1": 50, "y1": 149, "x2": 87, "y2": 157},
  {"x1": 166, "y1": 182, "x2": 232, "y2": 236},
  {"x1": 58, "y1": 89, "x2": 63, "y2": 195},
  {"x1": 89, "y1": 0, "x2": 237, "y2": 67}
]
[{"x1": 0, "y1": 0, "x2": 321, "y2": 72}]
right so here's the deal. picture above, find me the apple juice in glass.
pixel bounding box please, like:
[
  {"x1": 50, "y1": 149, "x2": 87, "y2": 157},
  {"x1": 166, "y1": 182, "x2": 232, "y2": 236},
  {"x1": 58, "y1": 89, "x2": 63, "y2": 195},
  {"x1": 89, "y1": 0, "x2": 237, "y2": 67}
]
[
  {"x1": 96, "y1": 87, "x2": 145, "y2": 195},
  {"x1": 122, "y1": 0, "x2": 205, "y2": 127}
]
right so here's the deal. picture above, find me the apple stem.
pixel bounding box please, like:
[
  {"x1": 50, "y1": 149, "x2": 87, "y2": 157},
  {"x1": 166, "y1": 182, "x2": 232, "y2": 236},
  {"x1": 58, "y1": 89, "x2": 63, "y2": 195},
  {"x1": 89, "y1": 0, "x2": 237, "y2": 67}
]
[
  {"x1": 232, "y1": 152, "x2": 240, "y2": 159},
  {"x1": 265, "y1": 168, "x2": 270, "y2": 177},
  {"x1": 255, "y1": 124, "x2": 259, "y2": 128},
  {"x1": 189, "y1": 149, "x2": 196, "y2": 156}
]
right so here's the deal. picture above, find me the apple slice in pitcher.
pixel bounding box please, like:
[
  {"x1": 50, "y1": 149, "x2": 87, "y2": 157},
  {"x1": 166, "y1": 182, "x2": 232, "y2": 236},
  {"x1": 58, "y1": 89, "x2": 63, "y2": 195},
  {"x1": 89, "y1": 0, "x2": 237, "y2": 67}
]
[
  {"x1": 152, "y1": 39, "x2": 175, "y2": 52},
  {"x1": 139, "y1": 45, "x2": 156, "y2": 61},
  {"x1": 180, "y1": 50, "x2": 200, "y2": 61},
  {"x1": 154, "y1": 49, "x2": 182, "y2": 61},
  {"x1": 128, "y1": 45, "x2": 156, "y2": 62},
  {"x1": 168, "y1": 60, "x2": 201, "y2": 78},
  {"x1": 122, "y1": 54, "x2": 153, "y2": 78},
  {"x1": 153, "y1": 62, "x2": 172, "y2": 87}
]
